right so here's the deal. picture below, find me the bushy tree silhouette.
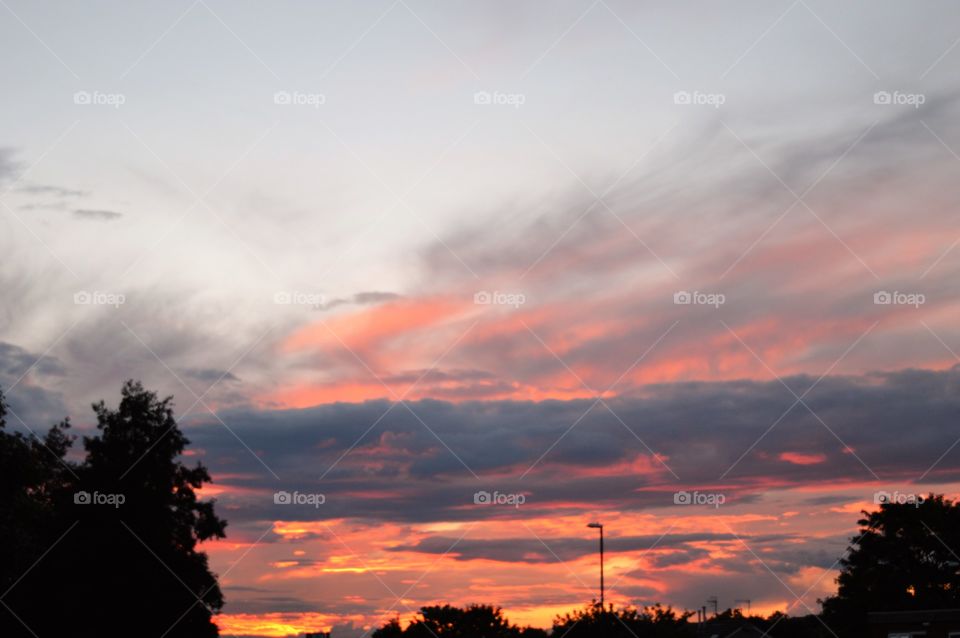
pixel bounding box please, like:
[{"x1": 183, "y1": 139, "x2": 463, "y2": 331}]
[
  {"x1": 0, "y1": 381, "x2": 226, "y2": 638},
  {"x1": 372, "y1": 604, "x2": 548, "y2": 638},
  {"x1": 0, "y1": 389, "x2": 74, "y2": 600},
  {"x1": 821, "y1": 494, "x2": 960, "y2": 636},
  {"x1": 552, "y1": 602, "x2": 693, "y2": 638},
  {"x1": 373, "y1": 617, "x2": 405, "y2": 638}
]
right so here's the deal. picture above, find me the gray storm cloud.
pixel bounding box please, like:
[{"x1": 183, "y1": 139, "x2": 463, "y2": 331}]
[{"x1": 177, "y1": 365, "x2": 960, "y2": 526}]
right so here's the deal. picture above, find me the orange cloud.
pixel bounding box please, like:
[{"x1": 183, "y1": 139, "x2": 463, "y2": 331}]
[
  {"x1": 282, "y1": 296, "x2": 468, "y2": 360},
  {"x1": 779, "y1": 452, "x2": 828, "y2": 466}
]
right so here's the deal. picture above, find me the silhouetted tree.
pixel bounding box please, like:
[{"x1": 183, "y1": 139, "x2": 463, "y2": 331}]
[
  {"x1": 373, "y1": 604, "x2": 548, "y2": 638},
  {"x1": 821, "y1": 494, "x2": 960, "y2": 637},
  {"x1": 700, "y1": 609, "x2": 830, "y2": 637},
  {"x1": 0, "y1": 381, "x2": 226, "y2": 638},
  {"x1": 553, "y1": 602, "x2": 693, "y2": 638},
  {"x1": 373, "y1": 617, "x2": 406, "y2": 638},
  {"x1": 0, "y1": 388, "x2": 75, "y2": 598}
]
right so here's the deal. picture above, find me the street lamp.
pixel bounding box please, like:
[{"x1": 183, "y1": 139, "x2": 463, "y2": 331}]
[{"x1": 587, "y1": 522, "x2": 604, "y2": 606}]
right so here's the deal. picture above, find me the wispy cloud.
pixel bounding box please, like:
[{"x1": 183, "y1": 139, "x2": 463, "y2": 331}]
[{"x1": 73, "y1": 208, "x2": 123, "y2": 221}]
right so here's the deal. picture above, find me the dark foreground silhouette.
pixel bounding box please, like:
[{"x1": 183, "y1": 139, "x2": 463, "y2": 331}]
[
  {"x1": 2, "y1": 382, "x2": 960, "y2": 637},
  {"x1": 370, "y1": 603, "x2": 830, "y2": 637},
  {"x1": 0, "y1": 381, "x2": 225, "y2": 638}
]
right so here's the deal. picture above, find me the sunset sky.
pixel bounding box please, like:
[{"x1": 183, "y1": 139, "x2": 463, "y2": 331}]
[{"x1": 3, "y1": 1, "x2": 960, "y2": 636}]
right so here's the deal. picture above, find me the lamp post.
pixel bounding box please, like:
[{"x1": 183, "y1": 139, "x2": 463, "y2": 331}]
[{"x1": 587, "y1": 522, "x2": 604, "y2": 606}]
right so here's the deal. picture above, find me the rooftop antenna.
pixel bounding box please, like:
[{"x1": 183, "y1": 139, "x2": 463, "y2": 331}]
[
  {"x1": 706, "y1": 596, "x2": 718, "y2": 618},
  {"x1": 735, "y1": 599, "x2": 751, "y2": 614}
]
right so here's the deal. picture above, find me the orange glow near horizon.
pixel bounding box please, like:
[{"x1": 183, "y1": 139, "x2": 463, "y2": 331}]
[
  {"x1": 206, "y1": 485, "x2": 960, "y2": 635},
  {"x1": 218, "y1": 612, "x2": 367, "y2": 637}
]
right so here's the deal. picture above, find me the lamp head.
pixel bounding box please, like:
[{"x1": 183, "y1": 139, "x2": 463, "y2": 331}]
[{"x1": 587, "y1": 522, "x2": 603, "y2": 529}]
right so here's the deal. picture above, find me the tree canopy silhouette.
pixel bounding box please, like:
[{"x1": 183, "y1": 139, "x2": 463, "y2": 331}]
[
  {"x1": 372, "y1": 604, "x2": 548, "y2": 638},
  {"x1": 821, "y1": 493, "x2": 960, "y2": 637},
  {"x1": 700, "y1": 608, "x2": 830, "y2": 638},
  {"x1": 552, "y1": 602, "x2": 693, "y2": 638},
  {"x1": 0, "y1": 381, "x2": 226, "y2": 638}
]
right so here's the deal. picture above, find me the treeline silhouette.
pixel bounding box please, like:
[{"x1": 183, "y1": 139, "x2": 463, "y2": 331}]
[
  {"x1": 2, "y1": 382, "x2": 960, "y2": 637},
  {"x1": 369, "y1": 603, "x2": 828, "y2": 637}
]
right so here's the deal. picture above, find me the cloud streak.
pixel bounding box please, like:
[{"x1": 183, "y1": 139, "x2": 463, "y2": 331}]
[{"x1": 73, "y1": 208, "x2": 123, "y2": 221}]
